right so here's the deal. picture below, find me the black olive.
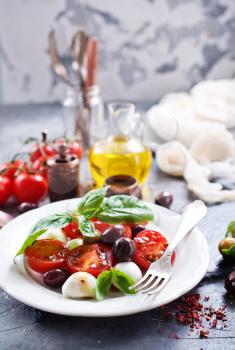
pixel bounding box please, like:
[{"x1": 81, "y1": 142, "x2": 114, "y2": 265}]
[
  {"x1": 101, "y1": 225, "x2": 125, "y2": 244},
  {"x1": 112, "y1": 237, "x2": 135, "y2": 262},
  {"x1": 130, "y1": 224, "x2": 145, "y2": 237},
  {"x1": 154, "y1": 191, "x2": 173, "y2": 209},
  {"x1": 18, "y1": 202, "x2": 37, "y2": 214},
  {"x1": 225, "y1": 271, "x2": 235, "y2": 296},
  {"x1": 43, "y1": 269, "x2": 70, "y2": 289}
]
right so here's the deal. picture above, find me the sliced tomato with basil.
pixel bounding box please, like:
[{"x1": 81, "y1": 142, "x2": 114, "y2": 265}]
[
  {"x1": 133, "y1": 230, "x2": 169, "y2": 269},
  {"x1": 62, "y1": 222, "x2": 82, "y2": 239},
  {"x1": 91, "y1": 218, "x2": 132, "y2": 239},
  {"x1": 25, "y1": 239, "x2": 68, "y2": 273},
  {"x1": 66, "y1": 243, "x2": 113, "y2": 277}
]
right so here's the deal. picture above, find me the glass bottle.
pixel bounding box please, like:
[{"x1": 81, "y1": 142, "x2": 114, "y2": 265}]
[
  {"x1": 89, "y1": 102, "x2": 152, "y2": 187},
  {"x1": 62, "y1": 85, "x2": 80, "y2": 138},
  {"x1": 75, "y1": 85, "x2": 105, "y2": 152}
]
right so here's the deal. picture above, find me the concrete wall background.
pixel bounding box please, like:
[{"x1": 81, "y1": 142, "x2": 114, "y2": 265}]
[{"x1": 0, "y1": 0, "x2": 234, "y2": 104}]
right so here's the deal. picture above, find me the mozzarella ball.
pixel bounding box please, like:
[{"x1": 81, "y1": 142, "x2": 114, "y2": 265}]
[
  {"x1": 38, "y1": 228, "x2": 67, "y2": 243},
  {"x1": 66, "y1": 238, "x2": 83, "y2": 250},
  {"x1": 62, "y1": 272, "x2": 97, "y2": 299},
  {"x1": 114, "y1": 262, "x2": 142, "y2": 284}
]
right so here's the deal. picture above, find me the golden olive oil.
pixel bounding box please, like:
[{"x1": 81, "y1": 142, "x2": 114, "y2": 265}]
[{"x1": 89, "y1": 136, "x2": 152, "y2": 187}]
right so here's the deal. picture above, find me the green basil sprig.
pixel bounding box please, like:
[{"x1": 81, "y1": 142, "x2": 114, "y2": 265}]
[
  {"x1": 78, "y1": 215, "x2": 96, "y2": 237},
  {"x1": 30, "y1": 213, "x2": 73, "y2": 234},
  {"x1": 96, "y1": 195, "x2": 154, "y2": 223},
  {"x1": 15, "y1": 213, "x2": 72, "y2": 256},
  {"x1": 77, "y1": 187, "x2": 108, "y2": 219},
  {"x1": 95, "y1": 268, "x2": 137, "y2": 301},
  {"x1": 111, "y1": 268, "x2": 137, "y2": 295},
  {"x1": 15, "y1": 229, "x2": 47, "y2": 257},
  {"x1": 96, "y1": 270, "x2": 113, "y2": 301}
]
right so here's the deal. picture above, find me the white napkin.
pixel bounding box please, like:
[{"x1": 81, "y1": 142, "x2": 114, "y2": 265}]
[{"x1": 146, "y1": 79, "x2": 235, "y2": 203}]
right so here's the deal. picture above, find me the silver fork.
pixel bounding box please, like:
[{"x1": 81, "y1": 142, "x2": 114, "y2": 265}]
[{"x1": 130, "y1": 200, "x2": 207, "y2": 295}]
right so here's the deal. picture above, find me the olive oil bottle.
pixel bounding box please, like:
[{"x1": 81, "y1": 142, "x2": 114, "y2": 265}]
[{"x1": 89, "y1": 102, "x2": 152, "y2": 187}]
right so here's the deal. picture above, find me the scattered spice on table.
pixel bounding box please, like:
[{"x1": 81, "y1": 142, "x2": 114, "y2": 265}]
[{"x1": 159, "y1": 293, "x2": 228, "y2": 339}]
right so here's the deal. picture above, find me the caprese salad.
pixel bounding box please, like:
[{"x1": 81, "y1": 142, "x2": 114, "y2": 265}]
[{"x1": 15, "y1": 187, "x2": 170, "y2": 300}]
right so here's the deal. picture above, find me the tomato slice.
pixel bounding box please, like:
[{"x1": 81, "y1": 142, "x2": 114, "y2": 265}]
[
  {"x1": 121, "y1": 225, "x2": 132, "y2": 239},
  {"x1": 66, "y1": 243, "x2": 113, "y2": 277},
  {"x1": 91, "y1": 218, "x2": 132, "y2": 239},
  {"x1": 91, "y1": 218, "x2": 110, "y2": 233},
  {"x1": 133, "y1": 230, "x2": 168, "y2": 269},
  {"x1": 63, "y1": 222, "x2": 82, "y2": 239},
  {"x1": 25, "y1": 239, "x2": 68, "y2": 273}
]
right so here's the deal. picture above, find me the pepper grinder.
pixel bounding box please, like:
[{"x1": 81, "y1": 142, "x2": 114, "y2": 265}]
[{"x1": 47, "y1": 143, "x2": 80, "y2": 202}]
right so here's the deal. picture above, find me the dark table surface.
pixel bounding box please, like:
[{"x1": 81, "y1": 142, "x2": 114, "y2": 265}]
[{"x1": 0, "y1": 103, "x2": 235, "y2": 350}]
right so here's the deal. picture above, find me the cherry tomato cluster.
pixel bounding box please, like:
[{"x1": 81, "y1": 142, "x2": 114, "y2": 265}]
[{"x1": 0, "y1": 134, "x2": 83, "y2": 205}]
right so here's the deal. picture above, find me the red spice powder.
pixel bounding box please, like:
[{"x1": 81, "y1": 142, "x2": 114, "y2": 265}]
[{"x1": 160, "y1": 293, "x2": 228, "y2": 338}]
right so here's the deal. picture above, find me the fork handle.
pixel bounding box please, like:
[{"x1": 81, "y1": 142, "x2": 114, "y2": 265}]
[{"x1": 167, "y1": 200, "x2": 207, "y2": 252}]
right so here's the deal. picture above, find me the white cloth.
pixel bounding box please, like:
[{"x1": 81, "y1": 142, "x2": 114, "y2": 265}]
[{"x1": 147, "y1": 79, "x2": 235, "y2": 203}]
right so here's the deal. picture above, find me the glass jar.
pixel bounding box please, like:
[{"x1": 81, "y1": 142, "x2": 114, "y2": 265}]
[
  {"x1": 75, "y1": 85, "x2": 105, "y2": 152},
  {"x1": 89, "y1": 102, "x2": 152, "y2": 187},
  {"x1": 62, "y1": 86, "x2": 80, "y2": 138}
]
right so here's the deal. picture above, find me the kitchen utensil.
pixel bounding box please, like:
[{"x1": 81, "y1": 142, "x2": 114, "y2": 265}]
[
  {"x1": 48, "y1": 30, "x2": 73, "y2": 86},
  {"x1": 131, "y1": 200, "x2": 207, "y2": 295}
]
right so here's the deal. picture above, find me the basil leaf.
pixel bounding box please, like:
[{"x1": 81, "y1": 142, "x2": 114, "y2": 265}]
[
  {"x1": 30, "y1": 213, "x2": 72, "y2": 234},
  {"x1": 222, "y1": 244, "x2": 235, "y2": 259},
  {"x1": 96, "y1": 195, "x2": 154, "y2": 223},
  {"x1": 226, "y1": 221, "x2": 235, "y2": 238},
  {"x1": 15, "y1": 229, "x2": 47, "y2": 256},
  {"x1": 78, "y1": 215, "x2": 96, "y2": 238},
  {"x1": 77, "y1": 187, "x2": 108, "y2": 219},
  {"x1": 102, "y1": 195, "x2": 151, "y2": 210},
  {"x1": 111, "y1": 268, "x2": 136, "y2": 294},
  {"x1": 96, "y1": 270, "x2": 112, "y2": 301},
  {"x1": 96, "y1": 207, "x2": 154, "y2": 223}
]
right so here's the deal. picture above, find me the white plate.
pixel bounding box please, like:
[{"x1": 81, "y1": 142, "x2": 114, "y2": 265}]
[{"x1": 0, "y1": 199, "x2": 209, "y2": 317}]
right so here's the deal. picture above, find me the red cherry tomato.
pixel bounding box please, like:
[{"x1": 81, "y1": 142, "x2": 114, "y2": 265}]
[
  {"x1": 63, "y1": 222, "x2": 83, "y2": 239},
  {"x1": 91, "y1": 218, "x2": 110, "y2": 233},
  {"x1": 25, "y1": 239, "x2": 68, "y2": 273},
  {"x1": 32, "y1": 157, "x2": 48, "y2": 178},
  {"x1": 91, "y1": 218, "x2": 132, "y2": 239},
  {"x1": 13, "y1": 173, "x2": 48, "y2": 204},
  {"x1": 0, "y1": 160, "x2": 24, "y2": 180},
  {"x1": 69, "y1": 141, "x2": 83, "y2": 159},
  {"x1": 133, "y1": 230, "x2": 168, "y2": 269},
  {"x1": 122, "y1": 225, "x2": 132, "y2": 239},
  {"x1": 30, "y1": 144, "x2": 56, "y2": 162},
  {"x1": 0, "y1": 176, "x2": 12, "y2": 204},
  {"x1": 66, "y1": 243, "x2": 113, "y2": 277}
]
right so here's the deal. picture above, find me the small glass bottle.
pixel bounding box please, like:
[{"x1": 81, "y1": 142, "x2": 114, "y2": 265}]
[
  {"x1": 76, "y1": 85, "x2": 105, "y2": 152},
  {"x1": 89, "y1": 102, "x2": 152, "y2": 187},
  {"x1": 62, "y1": 86, "x2": 80, "y2": 138}
]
